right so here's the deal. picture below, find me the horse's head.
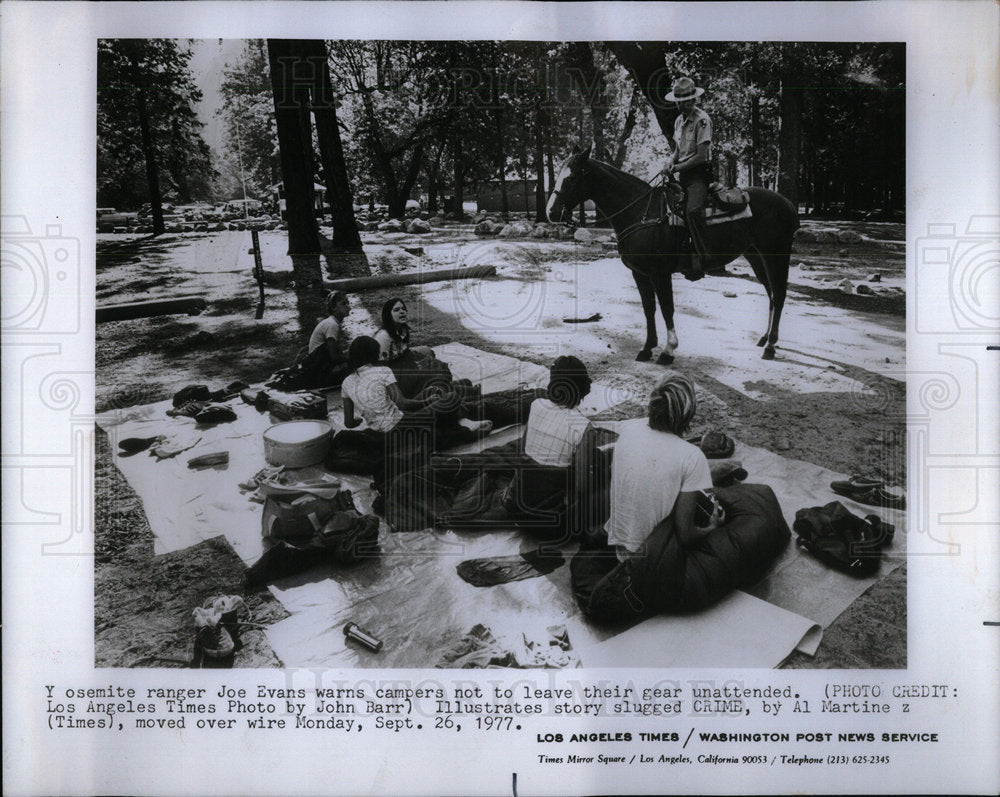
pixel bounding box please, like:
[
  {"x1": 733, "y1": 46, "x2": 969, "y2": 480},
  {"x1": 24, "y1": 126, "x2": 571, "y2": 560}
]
[{"x1": 547, "y1": 144, "x2": 592, "y2": 224}]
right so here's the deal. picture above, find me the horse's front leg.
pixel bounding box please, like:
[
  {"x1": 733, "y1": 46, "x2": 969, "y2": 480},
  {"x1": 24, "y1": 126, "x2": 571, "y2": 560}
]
[
  {"x1": 631, "y1": 271, "x2": 658, "y2": 361},
  {"x1": 650, "y1": 268, "x2": 678, "y2": 365}
]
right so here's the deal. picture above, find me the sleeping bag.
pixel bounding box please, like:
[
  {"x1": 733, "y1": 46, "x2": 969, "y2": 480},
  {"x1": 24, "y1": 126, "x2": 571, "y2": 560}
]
[{"x1": 571, "y1": 483, "x2": 790, "y2": 623}]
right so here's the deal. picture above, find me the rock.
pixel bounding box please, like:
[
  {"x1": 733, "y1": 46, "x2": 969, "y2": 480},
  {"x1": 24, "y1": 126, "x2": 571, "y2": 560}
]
[
  {"x1": 793, "y1": 228, "x2": 815, "y2": 242},
  {"x1": 428, "y1": 216, "x2": 446, "y2": 226},
  {"x1": 573, "y1": 228, "x2": 594, "y2": 243},
  {"x1": 596, "y1": 235, "x2": 613, "y2": 244},
  {"x1": 402, "y1": 246, "x2": 424, "y2": 256},
  {"x1": 474, "y1": 220, "x2": 497, "y2": 236},
  {"x1": 816, "y1": 230, "x2": 839, "y2": 243},
  {"x1": 723, "y1": 291, "x2": 738, "y2": 298},
  {"x1": 856, "y1": 283, "x2": 873, "y2": 295},
  {"x1": 378, "y1": 219, "x2": 405, "y2": 232},
  {"x1": 406, "y1": 219, "x2": 432, "y2": 234},
  {"x1": 531, "y1": 225, "x2": 549, "y2": 239},
  {"x1": 499, "y1": 221, "x2": 532, "y2": 238},
  {"x1": 838, "y1": 278, "x2": 855, "y2": 293},
  {"x1": 837, "y1": 229, "x2": 863, "y2": 244},
  {"x1": 869, "y1": 272, "x2": 882, "y2": 282}
]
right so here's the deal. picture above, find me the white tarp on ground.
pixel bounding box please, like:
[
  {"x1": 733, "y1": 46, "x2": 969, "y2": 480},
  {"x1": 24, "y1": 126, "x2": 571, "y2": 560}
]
[{"x1": 97, "y1": 344, "x2": 905, "y2": 669}]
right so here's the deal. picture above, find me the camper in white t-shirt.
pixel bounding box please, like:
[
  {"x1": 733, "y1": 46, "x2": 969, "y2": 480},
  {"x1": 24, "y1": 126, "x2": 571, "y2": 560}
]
[{"x1": 605, "y1": 374, "x2": 712, "y2": 560}]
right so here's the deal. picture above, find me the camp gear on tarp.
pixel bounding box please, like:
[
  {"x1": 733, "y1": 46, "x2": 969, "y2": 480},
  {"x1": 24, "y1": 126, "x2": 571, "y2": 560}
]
[
  {"x1": 263, "y1": 420, "x2": 333, "y2": 467},
  {"x1": 793, "y1": 501, "x2": 894, "y2": 577}
]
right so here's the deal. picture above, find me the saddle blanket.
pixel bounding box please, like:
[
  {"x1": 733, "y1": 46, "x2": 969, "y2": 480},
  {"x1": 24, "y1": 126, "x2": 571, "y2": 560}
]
[{"x1": 667, "y1": 204, "x2": 753, "y2": 227}]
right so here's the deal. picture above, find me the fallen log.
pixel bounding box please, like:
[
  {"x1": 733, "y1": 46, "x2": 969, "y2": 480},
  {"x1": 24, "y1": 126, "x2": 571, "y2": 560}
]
[
  {"x1": 96, "y1": 296, "x2": 207, "y2": 323},
  {"x1": 323, "y1": 264, "x2": 496, "y2": 292}
]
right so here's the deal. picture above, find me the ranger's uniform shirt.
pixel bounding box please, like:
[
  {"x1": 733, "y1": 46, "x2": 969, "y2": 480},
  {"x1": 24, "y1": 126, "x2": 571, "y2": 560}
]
[{"x1": 673, "y1": 106, "x2": 713, "y2": 163}]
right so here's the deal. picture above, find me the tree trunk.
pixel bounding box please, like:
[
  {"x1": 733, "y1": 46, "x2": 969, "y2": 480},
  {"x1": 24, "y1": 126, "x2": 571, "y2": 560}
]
[
  {"x1": 518, "y1": 139, "x2": 530, "y2": 215},
  {"x1": 428, "y1": 163, "x2": 439, "y2": 215},
  {"x1": 565, "y1": 42, "x2": 610, "y2": 161},
  {"x1": 777, "y1": 74, "x2": 802, "y2": 207},
  {"x1": 533, "y1": 103, "x2": 546, "y2": 223},
  {"x1": 452, "y1": 136, "x2": 465, "y2": 220},
  {"x1": 577, "y1": 108, "x2": 586, "y2": 226},
  {"x1": 304, "y1": 40, "x2": 361, "y2": 252},
  {"x1": 488, "y1": 46, "x2": 509, "y2": 220},
  {"x1": 607, "y1": 42, "x2": 676, "y2": 142},
  {"x1": 401, "y1": 142, "x2": 425, "y2": 210},
  {"x1": 267, "y1": 39, "x2": 320, "y2": 254},
  {"x1": 494, "y1": 112, "x2": 509, "y2": 218},
  {"x1": 130, "y1": 56, "x2": 164, "y2": 236},
  {"x1": 611, "y1": 87, "x2": 641, "y2": 168},
  {"x1": 750, "y1": 94, "x2": 761, "y2": 186}
]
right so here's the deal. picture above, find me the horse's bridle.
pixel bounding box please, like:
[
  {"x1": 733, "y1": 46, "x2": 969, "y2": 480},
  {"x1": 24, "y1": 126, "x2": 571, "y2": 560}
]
[{"x1": 557, "y1": 168, "x2": 680, "y2": 245}]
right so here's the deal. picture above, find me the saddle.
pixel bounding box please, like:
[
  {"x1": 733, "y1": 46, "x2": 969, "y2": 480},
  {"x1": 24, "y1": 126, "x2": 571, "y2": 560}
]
[
  {"x1": 709, "y1": 182, "x2": 750, "y2": 213},
  {"x1": 657, "y1": 181, "x2": 751, "y2": 222},
  {"x1": 620, "y1": 182, "x2": 751, "y2": 246}
]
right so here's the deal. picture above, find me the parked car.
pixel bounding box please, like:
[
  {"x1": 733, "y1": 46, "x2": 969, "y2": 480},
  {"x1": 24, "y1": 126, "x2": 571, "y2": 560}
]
[
  {"x1": 137, "y1": 202, "x2": 176, "y2": 218},
  {"x1": 223, "y1": 199, "x2": 264, "y2": 219},
  {"x1": 96, "y1": 211, "x2": 139, "y2": 233}
]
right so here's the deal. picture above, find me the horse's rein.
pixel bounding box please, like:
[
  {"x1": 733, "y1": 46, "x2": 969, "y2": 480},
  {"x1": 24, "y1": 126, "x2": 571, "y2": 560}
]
[
  {"x1": 607, "y1": 175, "x2": 680, "y2": 244},
  {"x1": 554, "y1": 166, "x2": 677, "y2": 242}
]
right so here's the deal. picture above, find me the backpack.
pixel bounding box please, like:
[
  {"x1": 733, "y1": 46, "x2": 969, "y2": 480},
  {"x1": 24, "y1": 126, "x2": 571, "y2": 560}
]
[{"x1": 793, "y1": 501, "x2": 894, "y2": 577}]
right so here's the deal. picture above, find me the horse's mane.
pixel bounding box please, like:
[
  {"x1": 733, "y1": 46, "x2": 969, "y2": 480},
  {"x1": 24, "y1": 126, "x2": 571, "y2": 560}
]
[{"x1": 587, "y1": 157, "x2": 653, "y2": 192}]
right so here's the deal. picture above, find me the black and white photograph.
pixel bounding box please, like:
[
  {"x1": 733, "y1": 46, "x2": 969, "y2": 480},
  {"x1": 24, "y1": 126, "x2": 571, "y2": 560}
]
[
  {"x1": 3, "y1": 2, "x2": 998, "y2": 795},
  {"x1": 93, "y1": 37, "x2": 906, "y2": 670}
]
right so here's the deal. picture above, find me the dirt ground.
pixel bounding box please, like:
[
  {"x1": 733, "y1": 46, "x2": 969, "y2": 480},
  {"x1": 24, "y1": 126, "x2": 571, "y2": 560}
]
[{"x1": 95, "y1": 216, "x2": 906, "y2": 668}]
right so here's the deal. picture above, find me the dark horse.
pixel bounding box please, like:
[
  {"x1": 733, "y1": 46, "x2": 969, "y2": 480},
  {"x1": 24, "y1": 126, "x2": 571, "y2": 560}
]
[{"x1": 547, "y1": 145, "x2": 798, "y2": 362}]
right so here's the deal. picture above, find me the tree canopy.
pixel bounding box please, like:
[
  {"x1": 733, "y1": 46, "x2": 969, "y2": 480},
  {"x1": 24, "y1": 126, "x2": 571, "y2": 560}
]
[
  {"x1": 99, "y1": 39, "x2": 906, "y2": 227},
  {"x1": 97, "y1": 39, "x2": 214, "y2": 218}
]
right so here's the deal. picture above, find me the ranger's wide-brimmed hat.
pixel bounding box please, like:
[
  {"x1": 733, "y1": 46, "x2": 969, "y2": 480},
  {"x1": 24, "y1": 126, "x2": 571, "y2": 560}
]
[{"x1": 665, "y1": 76, "x2": 705, "y2": 102}]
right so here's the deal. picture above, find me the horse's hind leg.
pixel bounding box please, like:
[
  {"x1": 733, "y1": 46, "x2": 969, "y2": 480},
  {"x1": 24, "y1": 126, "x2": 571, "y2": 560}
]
[
  {"x1": 631, "y1": 271, "x2": 658, "y2": 361},
  {"x1": 744, "y1": 249, "x2": 773, "y2": 349},
  {"x1": 746, "y1": 245, "x2": 789, "y2": 360}
]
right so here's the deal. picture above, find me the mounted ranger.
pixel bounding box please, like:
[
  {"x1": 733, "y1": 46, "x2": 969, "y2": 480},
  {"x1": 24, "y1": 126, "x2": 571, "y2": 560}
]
[{"x1": 547, "y1": 77, "x2": 798, "y2": 363}]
